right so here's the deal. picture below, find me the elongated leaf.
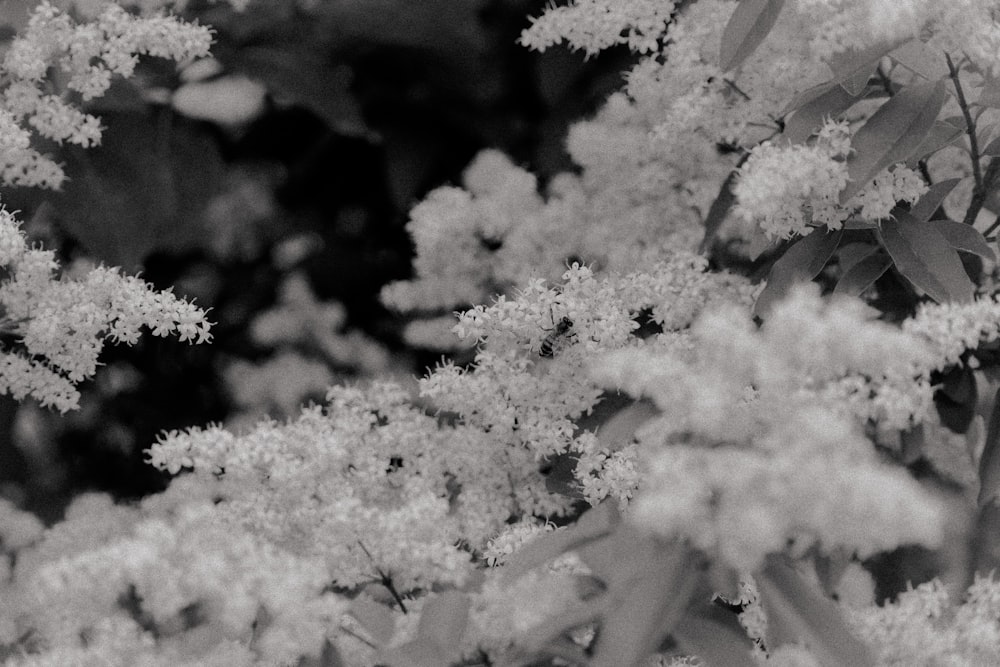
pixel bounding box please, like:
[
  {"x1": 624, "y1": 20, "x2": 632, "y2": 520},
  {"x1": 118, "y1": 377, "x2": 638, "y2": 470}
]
[
  {"x1": 978, "y1": 387, "x2": 1000, "y2": 506},
  {"x1": 905, "y1": 120, "x2": 966, "y2": 165},
  {"x1": 826, "y1": 40, "x2": 899, "y2": 96},
  {"x1": 836, "y1": 242, "x2": 878, "y2": 275},
  {"x1": 841, "y1": 79, "x2": 947, "y2": 203},
  {"x1": 700, "y1": 168, "x2": 740, "y2": 253},
  {"x1": 594, "y1": 399, "x2": 660, "y2": 453},
  {"x1": 415, "y1": 591, "x2": 469, "y2": 658},
  {"x1": 834, "y1": 251, "x2": 892, "y2": 297},
  {"x1": 502, "y1": 502, "x2": 618, "y2": 582},
  {"x1": 978, "y1": 72, "x2": 1000, "y2": 109},
  {"x1": 719, "y1": 0, "x2": 786, "y2": 72},
  {"x1": 674, "y1": 613, "x2": 757, "y2": 667},
  {"x1": 889, "y1": 39, "x2": 949, "y2": 80},
  {"x1": 909, "y1": 178, "x2": 961, "y2": 222},
  {"x1": 298, "y1": 639, "x2": 345, "y2": 667},
  {"x1": 347, "y1": 596, "x2": 396, "y2": 647},
  {"x1": 759, "y1": 555, "x2": 876, "y2": 667},
  {"x1": 878, "y1": 214, "x2": 974, "y2": 303},
  {"x1": 782, "y1": 82, "x2": 861, "y2": 144},
  {"x1": 933, "y1": 218, "x2": 997, "y2": 262},
  {"x1": 753, "y1": 229, "x2": 843, "y2": 319},
  {"x1": 591, "y1": 539, "x2": 700, "y2": 667},
  {"x1": 935, "y1": 363, "x2": 978, "y2": 434},
  {"x1": 984, "y1": 135, "x2": 1000, "y2": 157},
  {"x1": 378, "y1": 637, "x2": 445, "y2": 667}
]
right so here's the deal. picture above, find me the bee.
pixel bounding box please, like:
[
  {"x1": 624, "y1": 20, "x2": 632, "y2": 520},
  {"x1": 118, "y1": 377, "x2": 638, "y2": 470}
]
[{"x1": 539, "y1": 315, "x2": 574, "y2": 358}]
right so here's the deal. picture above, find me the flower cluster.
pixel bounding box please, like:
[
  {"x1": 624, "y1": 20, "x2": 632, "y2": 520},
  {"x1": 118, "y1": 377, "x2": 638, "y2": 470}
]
[
  {"x1": 590, "y1": 286, "x2": 945, "y2": 570},
  {"x1": 520, "y1": 0, "x2": 675, "y2": 57},
  {"x1": 145, "y1": 381, "x2": 565, "y2": 591},
  {"x1": 1, "y1": 1, "x2": 213, "y2": 188},
  {"x1": 0, "y1": 208, "x2": 211, "y2": 412},
  {"x1": 734, "y1": 119, "x2": 927, "y2": 239},
  {"x1": 0, "y1": 481, "x2": 347, "y2": 666},
  {"x1": 848, "y1": 575, "x2": 1000, "y2": 664}
]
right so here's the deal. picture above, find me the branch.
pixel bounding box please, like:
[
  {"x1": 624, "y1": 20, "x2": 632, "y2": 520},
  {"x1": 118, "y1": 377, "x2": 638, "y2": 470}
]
[
  {"x1": 947, "y1": 53, "x2": 984, "y2": 198},
  {"x1": 966, "y1": 157, "x2": 1000, "y2": 227},
  {"x1": 357, "y1": 540, "x2": 408, "y2": 614}
]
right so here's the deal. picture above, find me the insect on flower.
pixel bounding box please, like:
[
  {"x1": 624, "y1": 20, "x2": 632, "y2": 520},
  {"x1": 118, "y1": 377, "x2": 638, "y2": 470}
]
[{"x1": 539, "y1": 315, "x2": 574, "y2": 358}]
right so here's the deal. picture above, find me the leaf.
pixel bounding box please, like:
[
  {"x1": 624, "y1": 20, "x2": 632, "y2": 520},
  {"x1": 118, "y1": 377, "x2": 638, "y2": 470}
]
[
  {"x1": 673, "y1": 613, "x2": 757, "y2": 667},
  {"x1": 933, "y1": 218, "x2": 997, "y2": 262},
  {"x1": 889, "y1": 39, "x2": 950, "y2": 80},
  {"x1": 700, "y1": 168, "x2": 740, "y2": 252},
  {"x1": 877, "y1": 214, "x2": 974, "y2": 303},
  {"x1": 978, "y1": 387, "x2": 1000, "y2": 506},
  {"x1": 590, "y1": 538, "x2": 701, "y2": 667},
  {"x1": 905, "y1": 120, "x2": 967, "y2": 165},
  {"x1": 834, "y1": 251, "x2": 892, "y2": 297},
  {"x1": 55, "y1": 111, "x2": 225, "y2": 271},
  {"x1": 836, "y1": 242, "x2": 878, "y2": 274},
  {"x1": 228, "y1": 46, "x2": 369, "y2": 138},
  {"x1": 841, "y1": 78, "x2": 947, "y2": 204},
  {"x1": 979, "y1": 72, "x2": 1000, "y2": 109},
  {"x1": 782, "y1": 82, "x2": 861, "y2": 145},
  {"x1": 759, "y1": 555, "x2": 876, "y2": 667},
  {"x1": 983, "y1": 135, "x2": 1000, "y2": 157},
  {"x1": 935, "y1": 363, "x2": 978, "y2": 434},
  {"x1": 502, "y1": 502, "x2": 619, "y2": 582},
  {"x1": 414, "y1": 591, "x2": 469, "y2": 656},
  {"x1": 968, "y1": 502, "x2": 1000, "y2": 578},
  {"x1": 347, "y1": 596, "x2": 397, "y2": 647},
  {"x1": 297, "y1": 639, "x2": 345, "y2": 667},
  {"x1": 593, "y1": 399, "x2": 660, "y2": 453},
  {"x1": 753, "y1": 229, "x2": 843, "y2": 319},
  {"x1": 909, "y1": 178, "x2": 961, "y2": 222},
  {"x1": 826, "y1": 40, "x2": 900, "y2": 96},
  {"x1": 378, "y1": 637, "x2": 446, "y2": 667},
  {"x1": 719, "y1": 0, "x2": 786, "y2": 72}
]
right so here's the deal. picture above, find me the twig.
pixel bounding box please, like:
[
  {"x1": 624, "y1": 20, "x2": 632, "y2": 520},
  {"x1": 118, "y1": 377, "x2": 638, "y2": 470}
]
[
  {"x1": 947, "y1": 53, "x2": 984, "y2": 197},
  {"x1": 357, "y1": 540, "x2": 408, "y2": 614},
  {"x1": 966, "y1": 157, "x2": 1000, "y2": 227}
]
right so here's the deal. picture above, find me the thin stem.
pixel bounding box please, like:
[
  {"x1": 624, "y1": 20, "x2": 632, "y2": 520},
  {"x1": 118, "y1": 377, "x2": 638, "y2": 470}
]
[
  {"x1": 966, "y1": 157, "x2": 1000, "y2": 227},
  {"x1": 875, "y1": 65, "x2": 895, "y2": 97},
  {"x1": 947, "y1": 52, "x2": 984, "y2": 197},
  {"x1": 982, "y1": 214, "x2": 1000, "y2": 238},
  {"x1": 338, "y1": 624, "x2": 379, "y2": 651},
  {"x1": 356, "y1": 540, "x2": 408, "y2": 614}
]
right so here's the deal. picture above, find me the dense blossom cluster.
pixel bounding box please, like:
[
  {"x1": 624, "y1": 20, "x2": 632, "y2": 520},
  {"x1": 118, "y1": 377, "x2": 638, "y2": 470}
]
[
  {"x1": 0, "y1": 482, "x2": 347, "y2": 666},
  {"x1": 520, "y1": 0, "x2": 675, "y2": 56},
  {"x1": 1, "y1": 1, "x2": 212, "y2": 188},
  {"x1": 848, "y1": 575, "x2": 1000, "y2": 663},
  {"x1": 589, "y1": 286, "x2": 945, "y2": 569},
  {"x1": 0, "y1": 208, "x2": 211, "y2": 412},
  {"x1": 734, "y1": 120, "x2": 928, "y2": 238}
]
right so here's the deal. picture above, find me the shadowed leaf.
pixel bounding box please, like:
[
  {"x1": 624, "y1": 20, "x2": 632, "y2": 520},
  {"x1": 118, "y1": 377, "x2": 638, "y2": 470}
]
[
  {"x1": 753, "y1": 229, "x2": 843, "y2": 319},
  {"x1": 878, "y1": 214, "x2": 974, "y2": 303},
  {"x1": 834, "y1": 251, "x2": 892, "y2": 297},
  {"x1": 978, "y1": 387, "x2": 1000, "y2": 507}
]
